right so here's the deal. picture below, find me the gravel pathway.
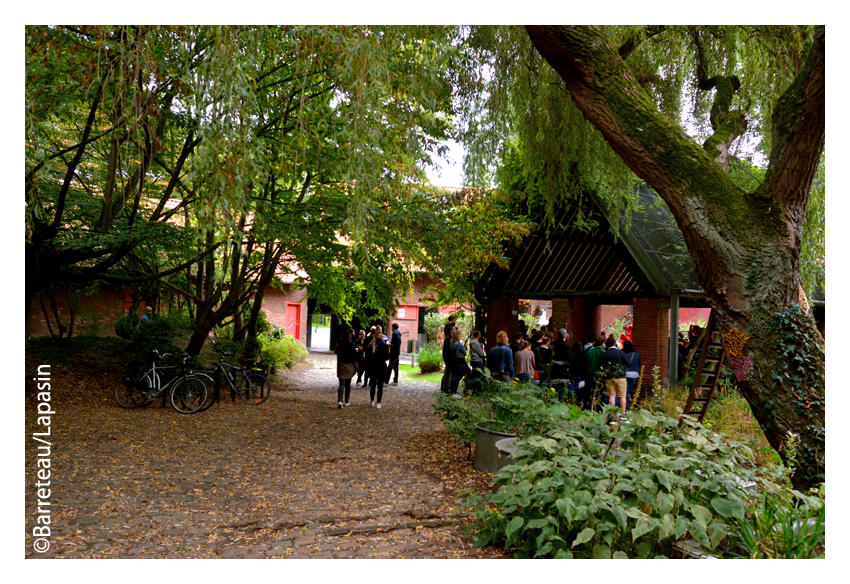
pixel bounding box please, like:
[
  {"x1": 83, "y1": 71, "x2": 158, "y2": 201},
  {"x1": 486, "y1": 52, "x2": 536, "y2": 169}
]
[{"x1": 24, "y1": 352, "x2": 504, "y2": 559}]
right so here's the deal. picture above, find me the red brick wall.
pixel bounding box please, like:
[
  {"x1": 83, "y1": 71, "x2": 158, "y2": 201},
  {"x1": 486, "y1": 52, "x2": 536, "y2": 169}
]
[
  {"x1": 29, "y1": 285, "x2": 133, "y2": 337},
  {"x1": 386, "y1": 274, "x2": 460, "y2": 349},
  {"x1": 632, "y1": 297, "x2": 670, "y2": 386},
  {"x1": 485, "y1": 298, "x2": 519, "y2": 349},
  {"x1": 550, "y1": 298, "x2": 601, "y2": 342},
  {"x1": 263, "y1": 285, "x2": 308, "y2": 341},
  {"x1": 387, "y1": 305, "x2": 419, "y2": 350},
  {"x1": 596, "y1": 305, "x2": 632, "y2": 337}
]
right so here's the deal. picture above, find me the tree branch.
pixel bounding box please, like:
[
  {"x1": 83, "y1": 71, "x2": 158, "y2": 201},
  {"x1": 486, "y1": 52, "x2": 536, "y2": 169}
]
[
  {"x1": 45, "y1": 86, "x2": 102, "y2": 239},
  {"x1": 618, "y1": 25, "x2": 666, "y2": 60},
  {"x1": 763, "y1": 25, "x2": 825, "y2": 230}
]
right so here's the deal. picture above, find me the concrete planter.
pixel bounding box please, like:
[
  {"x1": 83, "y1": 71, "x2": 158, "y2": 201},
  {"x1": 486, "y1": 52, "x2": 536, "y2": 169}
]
[
  {"x1": 495, "y1": 437, "x2": 519, "y2": 471},
  {"x1": 473, "y1": 421, "x2": 517, "y2": 473}
]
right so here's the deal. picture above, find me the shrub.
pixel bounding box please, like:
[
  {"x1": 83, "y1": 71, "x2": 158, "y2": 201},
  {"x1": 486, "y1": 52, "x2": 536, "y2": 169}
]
[
  {"x1": 466, "y1": 408, "x2": 762, "y2": 558},
  {"x1": 433, "y1": 393, "x2": 491, "y2": 458},
  {"x1": 416, "y1": 341, "x2": 444, "y2": 373},
  {"x1": 259, "y1": 334, "x2": 308, "y2": 374},
  {"x1": 130, "y1": 312, "x2": 194, "y2": 355},
  {"x1": 115, "y1": 314, "x2": 134, "y2": 339}
]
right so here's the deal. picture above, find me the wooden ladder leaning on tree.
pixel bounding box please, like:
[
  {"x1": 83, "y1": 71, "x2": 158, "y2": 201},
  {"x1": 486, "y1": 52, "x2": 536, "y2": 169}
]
[{"x1": 680, "y1": 311, "x2": 725, "y2": 425}]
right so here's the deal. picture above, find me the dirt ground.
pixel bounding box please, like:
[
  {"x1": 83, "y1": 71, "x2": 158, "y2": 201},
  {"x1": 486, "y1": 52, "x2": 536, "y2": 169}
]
[{"x1": 24, "y1": 351, "x2": 506, "y2": 559}]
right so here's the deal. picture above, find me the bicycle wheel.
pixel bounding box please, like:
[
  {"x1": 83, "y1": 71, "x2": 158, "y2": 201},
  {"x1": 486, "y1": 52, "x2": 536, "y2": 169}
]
[
  {"x1": 192, "y1": 373, "x2": 217, "y2": 412},
  {"x1": 170, "y1": 377, "x2": 209, "y2": 414},
  {"x1": 238, "y1": 372, "x2": 270, "y2": 405},
  {"x1": 114, "y1": 374, "x2": 152, "y2": 409}
]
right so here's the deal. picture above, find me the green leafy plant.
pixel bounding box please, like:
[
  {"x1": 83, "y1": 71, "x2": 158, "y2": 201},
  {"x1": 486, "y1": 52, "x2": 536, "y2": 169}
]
[
  {"x1": 130, "y1": 311, "x2": 195, "y2": 355},
  {"x1": 727, "y1": 485, "x2": 824, "y2": 558},
  {"x1": 424, "y1": 312, "x2": 446, "y2": 343},
  {"x1": 466, "y1": 408, "x2": 760, "y2": 558},
  {"x1": 433, "y1": 393, "x2": 491, "y2": 459},
  {"x1": 258, "y1": 334, "x2": 309, "y2": 374},
  {"x1": 416, "y1": 341, "x2": 444, "y2": 373}
]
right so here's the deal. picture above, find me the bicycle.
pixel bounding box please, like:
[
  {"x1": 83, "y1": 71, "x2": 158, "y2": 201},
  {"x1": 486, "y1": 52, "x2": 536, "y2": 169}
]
[
  {"x1": 114, "y1": 351, "x2": 209, "y2": 414},
  {"x1": 196, "y1": 345, "x2": 270, "y2": 408}
]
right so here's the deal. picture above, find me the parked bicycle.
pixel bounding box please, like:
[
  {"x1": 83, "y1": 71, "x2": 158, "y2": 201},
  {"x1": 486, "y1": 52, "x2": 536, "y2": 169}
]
[
  {"x1": 194, "y1": 345, "x2": 270, "y2": 410},
  {"x1": 114, "y1": 351, "x2": 209, "y2": 414}
]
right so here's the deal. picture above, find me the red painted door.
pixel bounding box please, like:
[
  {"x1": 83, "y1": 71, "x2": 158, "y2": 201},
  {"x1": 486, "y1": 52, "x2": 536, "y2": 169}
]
[{"x1": 285, "y1": 303, "x2": 302, "y2": 340}]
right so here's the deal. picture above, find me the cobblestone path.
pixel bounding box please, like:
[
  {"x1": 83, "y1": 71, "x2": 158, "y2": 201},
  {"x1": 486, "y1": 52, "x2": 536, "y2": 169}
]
[{"x1": 25, "y1": 352, "x2": 504, "y2": 559}]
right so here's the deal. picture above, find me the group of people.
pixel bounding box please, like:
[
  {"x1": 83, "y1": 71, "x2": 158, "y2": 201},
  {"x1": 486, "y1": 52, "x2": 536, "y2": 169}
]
[
  {"x1": 333, "y1": 323, "x2": 402, "y2": 409},
  {"x1": 483, "y1": 322, "x2": 642, "y2": 412},
  {"x1": 335, "y1": 312, "x2": 641, "y2": 414}
]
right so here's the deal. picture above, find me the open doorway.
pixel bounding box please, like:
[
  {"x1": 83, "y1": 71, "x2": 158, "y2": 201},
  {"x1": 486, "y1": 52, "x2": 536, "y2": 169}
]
[{"x1": 310, "y1": 313, "x2": 331, "y2": 351}]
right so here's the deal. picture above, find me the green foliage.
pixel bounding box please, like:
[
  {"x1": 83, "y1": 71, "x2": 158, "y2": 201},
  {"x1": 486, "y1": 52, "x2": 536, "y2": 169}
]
[
  {"x1": 466, "y1": 408, "x2": 761, "y2": 558},
  {"x1": 114, "y1": 315, "x2": 134, "y2": 340},
  {"x1": 650, "y1": 373, "x2": 778, "y2": 468},
  {"x1": 766, "y1": 305, "x2": 825, "y2": 486},
  {"x1": 130, "y1": 312, "x2": 195, "y2": 355},
  {"x1": 423, "y1": 312, "x2": 446, "y2": 343},
  {"x1": 416, "y1": 341, "x2": 444, "y2": 373},
  {"x1": 607, "y1": 316, "x2": 629, "y2": 343},
  {"x1": 258, "y1": 335, "x2": 309, "y2": 374},
  {"x1": 433, "y1": 392, "x2": 491, "y2": 451},
  {"x1": 727, "y1": 485, "x2": 825, "y2": 558}
]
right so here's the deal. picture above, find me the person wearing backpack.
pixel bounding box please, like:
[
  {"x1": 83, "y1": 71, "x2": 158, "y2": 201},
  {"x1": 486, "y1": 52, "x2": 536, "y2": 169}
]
[{"x1": 602, "y1": 336, "x2": 628, "y2": 412}]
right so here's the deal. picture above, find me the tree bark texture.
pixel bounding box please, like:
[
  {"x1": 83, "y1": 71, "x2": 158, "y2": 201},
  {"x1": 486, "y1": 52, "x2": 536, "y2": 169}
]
[{"x1": 525, "y1": 25, "x2": 825, "y2": 489}]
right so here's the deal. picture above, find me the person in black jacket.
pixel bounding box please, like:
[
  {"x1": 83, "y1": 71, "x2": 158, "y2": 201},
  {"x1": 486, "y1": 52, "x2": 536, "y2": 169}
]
[
  {"x1": 551, "y1": 328, "x2": 573, "y2": 401},
  {"x1": 533, "y1": 335, "x2": 552, "y2": 385},
  {"x1": 385, "y1": 323, "x2": 402, "y2": 385},
  {"x1": 448, "y1": 328, "x2": 467, "y2": 397},
  {"x1": 510, "y1": 332, "x2": 523, "y2": 358},
  {"x1": 366, "y1": 328, "x2": 389, "y2": 408},
  {"x1": 354, "y1": 329, "x2": 366, "y2": 386}
]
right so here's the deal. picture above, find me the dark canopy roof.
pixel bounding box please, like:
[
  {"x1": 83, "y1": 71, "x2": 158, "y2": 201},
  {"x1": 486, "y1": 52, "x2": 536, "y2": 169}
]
[{"x1": 477, "y1": 186, "x2": 824, "y2": 308}]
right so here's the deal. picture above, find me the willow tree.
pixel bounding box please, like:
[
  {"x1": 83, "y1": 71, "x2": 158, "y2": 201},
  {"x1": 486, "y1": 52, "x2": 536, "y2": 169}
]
[
  {"x1": 25, "y1": 26, "x2": 470, "y2": 351},
  {"x1": 460, "y1": 26, "x2": 824, "y2": 490}
]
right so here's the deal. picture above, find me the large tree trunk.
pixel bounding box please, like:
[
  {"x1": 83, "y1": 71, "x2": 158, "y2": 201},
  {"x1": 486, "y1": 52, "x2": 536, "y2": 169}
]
[{"x1": 526, "y1": 25, "x2": 825, "y2": 490}]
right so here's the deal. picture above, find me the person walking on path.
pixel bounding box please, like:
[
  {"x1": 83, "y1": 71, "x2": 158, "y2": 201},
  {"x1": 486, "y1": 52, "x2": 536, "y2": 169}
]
[
  {"x1": 487, "y1": 331, "x2": 514, "y2": 384},
  {"x1": 354, "y1": 330, "x2": 366, "y2": 385},
  {"x1": 367, "y1": 327, "x2": 389, "y2": 408},
  {"x1": 334, "y1": 328, "x2": 357, "y2": 408},
  {"x1": 602, "y1": 336, "x2": 628, "y2": 412},
  {"x1": 385, "y1": 323, "x2": 402, "y2": 385},
  {"x1": 622, "y1": 340, "x2": 641, "y2": 409},
  {"x1": 468, "y1": 330, "x2": 486, "y2": 370},
  {"x1": 515, "y1": 340, "x2": 536, "y2": 383},
  {"x1": 362, "y1": 326, "x2": 376, "y2": 387}
]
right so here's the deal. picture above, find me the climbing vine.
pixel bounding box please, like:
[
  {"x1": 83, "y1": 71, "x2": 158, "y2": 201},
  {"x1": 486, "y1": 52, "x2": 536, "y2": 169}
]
[{"x1": 766, "y1": 305, "x2": 825, "y2": 487}]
